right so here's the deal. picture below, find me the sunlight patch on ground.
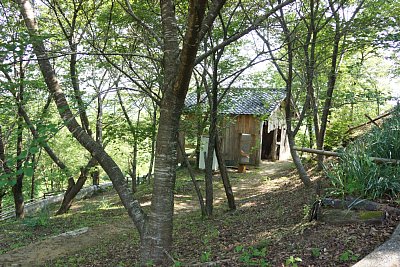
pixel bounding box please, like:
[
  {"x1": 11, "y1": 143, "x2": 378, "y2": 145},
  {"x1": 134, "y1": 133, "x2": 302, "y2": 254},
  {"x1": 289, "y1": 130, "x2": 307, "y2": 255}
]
[{"x1": 241, "y1": 201, "x2": 258, "y2": 208}]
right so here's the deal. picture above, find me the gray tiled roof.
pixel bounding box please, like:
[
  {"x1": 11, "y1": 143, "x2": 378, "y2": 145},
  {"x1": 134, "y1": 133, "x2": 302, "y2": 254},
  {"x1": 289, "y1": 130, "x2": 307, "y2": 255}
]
[{"x1": 184, "y1": 88, "x2": 285, "y2": 116}]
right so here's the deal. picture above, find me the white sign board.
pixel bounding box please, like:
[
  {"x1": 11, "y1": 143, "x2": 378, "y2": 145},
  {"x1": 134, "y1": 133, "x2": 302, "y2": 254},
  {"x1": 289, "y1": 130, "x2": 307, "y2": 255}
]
[{"x1": 199, "y1": 136, "x2": 219, "y2": 170}]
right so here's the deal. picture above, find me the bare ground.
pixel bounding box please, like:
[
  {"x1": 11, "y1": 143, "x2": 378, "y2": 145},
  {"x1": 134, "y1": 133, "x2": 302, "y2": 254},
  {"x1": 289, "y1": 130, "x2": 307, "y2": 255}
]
[{"x1": 0, "y1": 160, "x2": 398, "y2": 266}]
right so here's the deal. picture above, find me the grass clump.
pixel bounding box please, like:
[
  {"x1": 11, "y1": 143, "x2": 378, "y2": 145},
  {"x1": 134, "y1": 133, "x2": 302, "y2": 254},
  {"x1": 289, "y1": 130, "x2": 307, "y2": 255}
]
[{"x1": 326, "y1": 105, "x2": 400, "y2": 200}]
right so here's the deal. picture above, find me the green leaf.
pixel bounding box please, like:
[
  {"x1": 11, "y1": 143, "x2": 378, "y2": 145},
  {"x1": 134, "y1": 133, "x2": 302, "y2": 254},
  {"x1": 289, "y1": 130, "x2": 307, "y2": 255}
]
[
  {"x1": 0, "y1": 179, "x2": 9, "y2": 188},
  {"x1": 339, "y1": 251, "x2": 350, "y2": 261},
  {"x1": 235, "y1": 245, "x2": 244, "y2": 253},
  {"x1": 24, "y1": 167, "x2": 34, "y2": 177},
  {"x1": 29, "y1": 146, "x2": 40, "y2": 154},
  {"x1": 17, "y1": 151, "x2": 28, "y2": 160},
  {"x1": 0, "y1": 173, "x2": 12, "y2": 180}
]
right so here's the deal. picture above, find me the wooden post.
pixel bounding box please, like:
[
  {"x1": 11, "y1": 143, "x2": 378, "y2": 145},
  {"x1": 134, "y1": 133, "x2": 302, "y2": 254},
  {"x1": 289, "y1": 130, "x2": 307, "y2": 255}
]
[
  {"x1": 238, "y1": 164, "x2": 246, "y2": 173},
  {"x1": 271, "y1": 129, "x2": 278, "y2": 162}
]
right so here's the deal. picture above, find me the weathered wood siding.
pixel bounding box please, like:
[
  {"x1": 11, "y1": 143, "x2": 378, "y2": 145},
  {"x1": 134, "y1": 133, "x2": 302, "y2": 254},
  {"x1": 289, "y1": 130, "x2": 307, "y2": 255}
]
[{"x1": 220, "y1": 115, "x2": 261, "y2": 166}]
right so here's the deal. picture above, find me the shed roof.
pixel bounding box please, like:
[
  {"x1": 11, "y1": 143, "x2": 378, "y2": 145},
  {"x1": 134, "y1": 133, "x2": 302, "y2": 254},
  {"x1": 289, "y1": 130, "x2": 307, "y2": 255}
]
[{"x1": 184, "y1": 88, "x2": 286, "y2": 116}]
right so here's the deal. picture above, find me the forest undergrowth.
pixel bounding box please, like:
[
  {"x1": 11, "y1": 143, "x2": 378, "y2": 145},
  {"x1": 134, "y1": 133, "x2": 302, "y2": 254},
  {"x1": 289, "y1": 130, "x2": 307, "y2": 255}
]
[{"x1": 0, "y1": 161, "x2": 398, "y2": 266}]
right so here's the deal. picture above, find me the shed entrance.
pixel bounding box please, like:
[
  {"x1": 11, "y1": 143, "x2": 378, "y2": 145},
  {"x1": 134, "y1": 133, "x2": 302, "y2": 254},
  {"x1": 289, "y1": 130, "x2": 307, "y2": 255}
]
[{"x1": 261, "y1": 122, "x2": 281, "y2": 160}]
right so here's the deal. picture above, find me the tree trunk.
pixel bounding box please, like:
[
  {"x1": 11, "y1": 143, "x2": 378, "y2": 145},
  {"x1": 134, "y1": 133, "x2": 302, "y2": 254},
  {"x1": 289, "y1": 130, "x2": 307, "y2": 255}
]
[
  {"x1": 132, "y1": 109, "x2": 141, "y2": 190},
  {"x1": 140, "y1": 97, "x2": 180, "y2": 264},
  {"x1": 56, "y1": 89, "x2": 105, "y2": 214},
  {"x1": 0, "y1": 191, "x2": 3, "y2": 214},
  {"x1": 30, "y1": 152, "x2": 38, "y2": 200},
  {"x1": 316, "y1": 5, "x2": 341, "y2": 170},
  {"x1": 117, "y1": 89, "x2": 141, "y2": 189},
  {"x1": 139, "y1": 0, "x2": 208, "y2": 263},
  {"x1": 147, "y1": 103, "x2": 158, "y2": 183},
  {"x1": 0, "y1": 127, "x2": 11, "y2": 216},
  {"x1": 204, "y1": 112, "x2": 216, "y2": 216},
  {"x1": 282, "y1": 16, "x2": 312, "y2": 187},
  {"x1": 215, "y1": 133, "x2": 236, "y2": 211},
  {"x1": 56, "y1": 157, "x2": 97, "y2": 215},
  {"x1": 13, "y1": 74, "x2": 25, "y2": 219},
  {"x1": 91, "y1": 167, "x2": 100, "y2": 186},
  {"x1": 178, "y1": 140, "x2": 206, "y2": 216},
  {"x1": 70, "y1": 42, "x2": 92, "y2": 137}
]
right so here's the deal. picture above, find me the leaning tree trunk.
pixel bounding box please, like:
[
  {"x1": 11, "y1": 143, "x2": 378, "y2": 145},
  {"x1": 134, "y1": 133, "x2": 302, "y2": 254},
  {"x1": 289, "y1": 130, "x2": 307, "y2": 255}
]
[
  {"x1": 204, "y1": 105, "x2": 216, "y2": 216},
  {"x1": 215, "y1": 132, "x2": 236, "y2": 211},
  {"x1": 283, "y1": 20, "x2": 312, "y2": 187},
  {"x1": 178, "y1": 140, "x2": 206, "y2": 216},
  {"x1": 316, "y1": 7, "x2": 341, "y2": 170},
  {"x1": 56, "y1": 157, "x2": 97, "y2": 215},
  {"x1": 18, "y1": 0, "x2": 145, "y2": 233}
]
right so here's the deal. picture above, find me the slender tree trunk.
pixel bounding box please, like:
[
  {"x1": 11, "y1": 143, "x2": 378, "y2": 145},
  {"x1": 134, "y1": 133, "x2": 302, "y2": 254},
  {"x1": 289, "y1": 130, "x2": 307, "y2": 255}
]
[
  {"x1": 307, "y1": 114, "x2": 314, "y2": 149},
  {"x1": 147, "y1": 103, "x2": 158, "y2": 183},
  {"x1": 30, "y1": 152, "x2": 37, "y2": 200},
  {"x1": 178, "y1": 140, "x2": 206, "y2": 216},
  {"x1": 204, "y1": 108, "x2": 216, "y2": 216},
  {"x1": 56, "y1": 157, "x2": 97, "y2": 215},
  {"x1": 91, "y1": 167, "x2": 100, "y2": 186},
  {"x1": 117, "y1": 89, "x2": 141, "y2": 190},
  {"x1": 0, "y1": 191, "x2": 4, "y2": 214},
  {"x1": 13, "y1": 72, "x2": 25, "y2": 219},
  {"x1": 280, "y1": 9, "x2": 312, "y2": 187},
  {"x1": 70, "y1": 43, "x2": 92, "y2": 136},
  {"x1": 0, "y1": 127, "x2": 12, "y2": 214},
  {"x1": 215, "y1": 132, "x2": 236, "y2": 211},
  {"x1": 316, "y1": 6, "x2": 341, "y2": 170},
  {"x1": 131, "y1": 109, "x2": 141, "y2": 190}
]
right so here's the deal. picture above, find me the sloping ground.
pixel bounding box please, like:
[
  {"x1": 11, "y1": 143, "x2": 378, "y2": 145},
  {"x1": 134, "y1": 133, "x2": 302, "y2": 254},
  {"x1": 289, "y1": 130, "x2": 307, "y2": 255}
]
[
  {"x1": 0, "y1": 161, "x2": 398, "y2": 266},
  {"x1": 353, "y1": 224, "x2": 400, "y2": 267}
]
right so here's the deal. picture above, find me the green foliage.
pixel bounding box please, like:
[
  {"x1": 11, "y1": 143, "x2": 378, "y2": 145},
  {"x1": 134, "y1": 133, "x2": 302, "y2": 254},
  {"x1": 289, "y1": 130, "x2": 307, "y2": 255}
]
[
  {"x1": 302, "y1": 204, "x2": 311, "y2": 220},
  {"x1": 199, "y1": 225, "x2": 220, "y2": 263},
  {"x1": 23, "y1": 209, "x2": 50, "y2": 228},
  {"x1": 326, "y1": 106, "x2": 400, "y2": 199},
  {"x1": 200, "y1": 251, "x2": 212, "y2": 263},
  {"x1": 311, "y1": 248, "x2": 321, "y2": 258},
  {"x1": 235, "y1": 245, "x2": 270, "y2": 266},
  {"x1": 339, "y1": 250, "x2": 359, "y2": 262},
  {"x1": 285, "y1": 256, "x2": 302, "y2": 267}
]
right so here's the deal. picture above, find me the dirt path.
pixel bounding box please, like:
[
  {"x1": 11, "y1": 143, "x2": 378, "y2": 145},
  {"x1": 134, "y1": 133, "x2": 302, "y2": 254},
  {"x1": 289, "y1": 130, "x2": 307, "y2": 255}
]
[{"x1": 0, "y1": 219, "x2": 134, "y2": 266}]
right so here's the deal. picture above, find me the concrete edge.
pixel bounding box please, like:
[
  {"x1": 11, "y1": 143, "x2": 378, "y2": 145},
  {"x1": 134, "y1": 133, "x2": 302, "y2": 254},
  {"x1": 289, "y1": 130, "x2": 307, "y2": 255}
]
[
  {"x1": 0, "y1": 182, "x2": 114, "y2": 220},
  {"x1": 352, "y1": 223, "x2": 400, "y2": 267}
]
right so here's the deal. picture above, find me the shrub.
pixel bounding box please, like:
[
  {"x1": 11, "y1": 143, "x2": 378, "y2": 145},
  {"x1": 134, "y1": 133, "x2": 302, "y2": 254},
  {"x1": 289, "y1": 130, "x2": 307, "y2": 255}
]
[{"x1": 326, "y1": 105, "x2": 400, "y2": 200}]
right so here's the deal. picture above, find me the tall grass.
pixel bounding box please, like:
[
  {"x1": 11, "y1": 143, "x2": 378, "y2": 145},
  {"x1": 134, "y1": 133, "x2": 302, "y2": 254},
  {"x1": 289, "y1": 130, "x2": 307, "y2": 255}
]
[{"x1": 326, "y1": 105, "x2": 400, "y2": 200}]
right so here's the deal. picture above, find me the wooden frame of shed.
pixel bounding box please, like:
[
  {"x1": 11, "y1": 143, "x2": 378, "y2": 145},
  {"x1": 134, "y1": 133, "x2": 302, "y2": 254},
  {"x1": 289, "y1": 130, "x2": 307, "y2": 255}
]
[{"x1": 183, "y1": 88, "x2": 291, "y2": 167}]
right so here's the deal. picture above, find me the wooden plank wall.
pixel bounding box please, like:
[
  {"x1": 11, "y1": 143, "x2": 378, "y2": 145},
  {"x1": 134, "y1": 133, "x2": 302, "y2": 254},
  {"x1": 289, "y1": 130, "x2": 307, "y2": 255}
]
[{"x1": 221, "y1": 115, "x2": 261, "y2": 166}]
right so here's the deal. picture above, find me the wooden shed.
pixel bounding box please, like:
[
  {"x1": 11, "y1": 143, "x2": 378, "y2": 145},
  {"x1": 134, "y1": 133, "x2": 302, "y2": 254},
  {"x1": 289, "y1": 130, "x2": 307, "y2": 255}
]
[{"x1": 184, "y1": 88, "x2": 291, "y2": 167}]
